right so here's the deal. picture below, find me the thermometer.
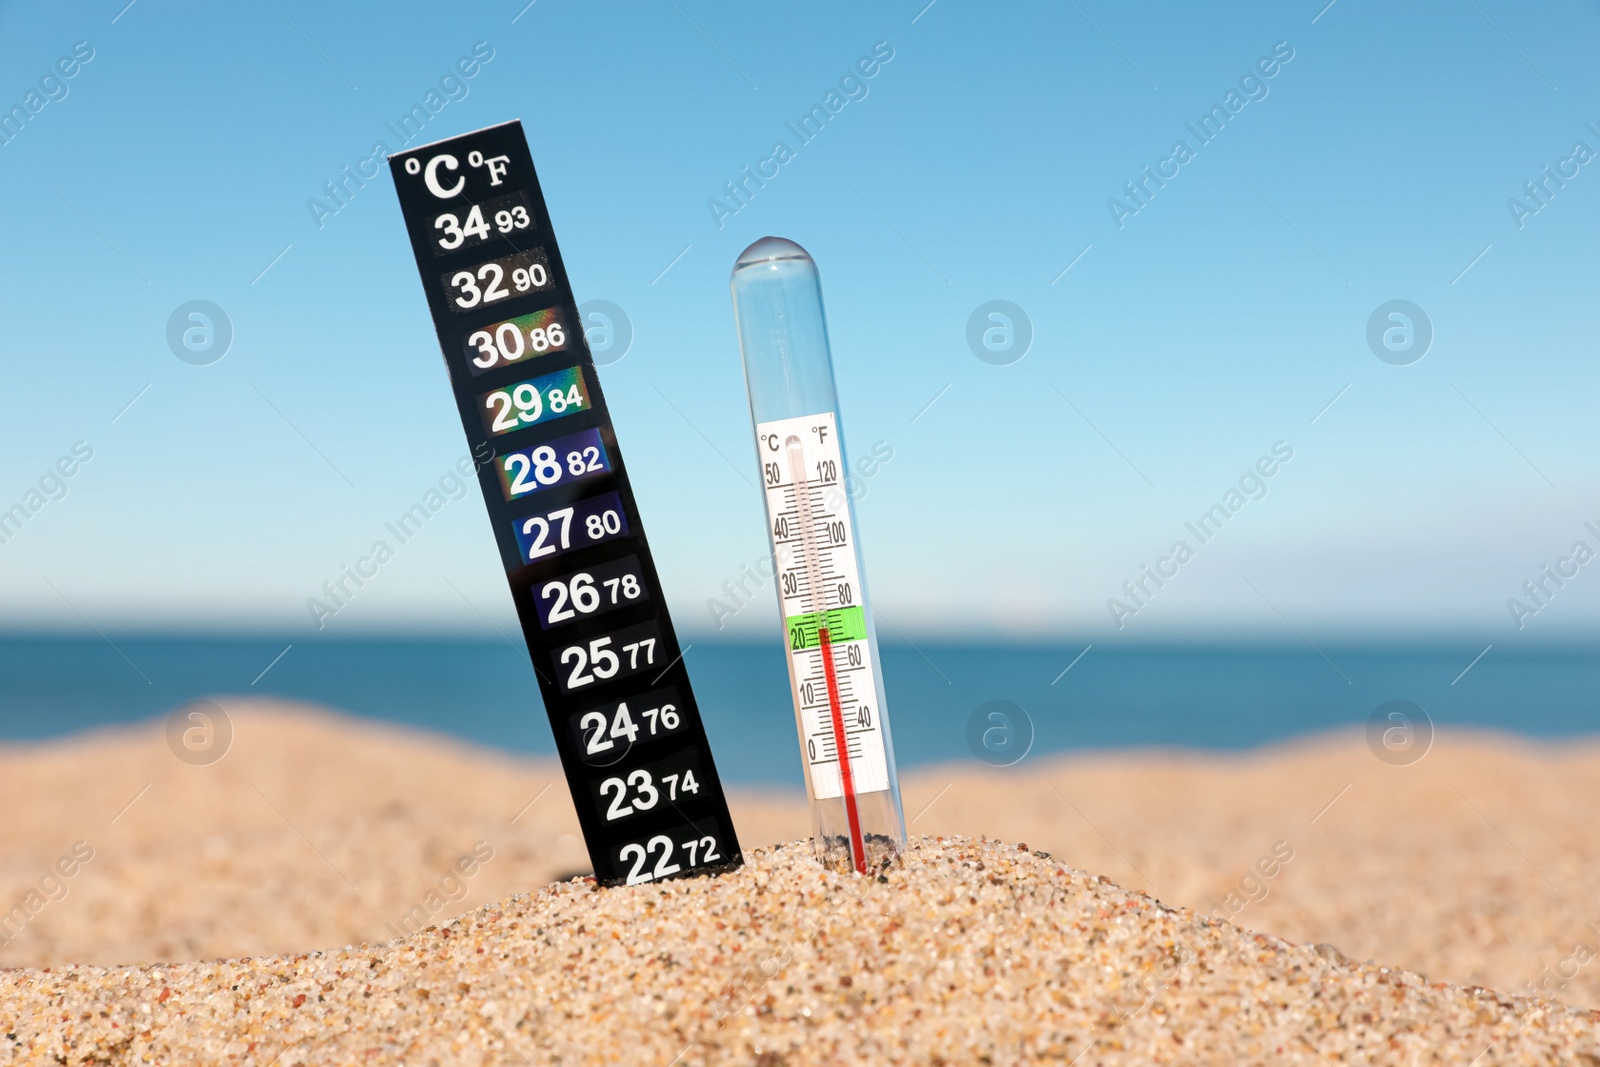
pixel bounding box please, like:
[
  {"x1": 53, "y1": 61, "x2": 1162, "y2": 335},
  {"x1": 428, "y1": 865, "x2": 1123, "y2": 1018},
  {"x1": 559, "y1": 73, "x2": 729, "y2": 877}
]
[
  {"x1": 387, "y1": 123, "x2": 741, "y2": 887},
  {"x1": 730, "y1": 237, "x2": 906, "y2": 874}
]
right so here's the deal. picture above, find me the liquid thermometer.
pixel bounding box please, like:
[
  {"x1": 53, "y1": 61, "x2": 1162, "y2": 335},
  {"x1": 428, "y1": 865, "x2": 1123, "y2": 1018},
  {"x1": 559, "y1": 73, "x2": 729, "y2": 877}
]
[{"x1": 730, "y1": 236, "x2": 906, "y2": 874}]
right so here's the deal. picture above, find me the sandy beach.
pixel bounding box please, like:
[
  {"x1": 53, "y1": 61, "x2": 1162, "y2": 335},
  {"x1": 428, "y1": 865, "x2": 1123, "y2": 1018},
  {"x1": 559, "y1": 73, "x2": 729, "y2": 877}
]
[{"x1": 2, "y1": 700, "x2": 1598, "y2": 1062}]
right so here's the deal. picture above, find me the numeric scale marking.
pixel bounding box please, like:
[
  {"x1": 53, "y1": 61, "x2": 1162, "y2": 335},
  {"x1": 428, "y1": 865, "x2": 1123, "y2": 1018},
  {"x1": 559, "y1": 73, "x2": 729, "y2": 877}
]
[
  {"x1": 388, "y1": 122, "x2": 741, "y2": 887},
  {"x1": 758, "y1": 412, "x2": 890, "y2": 874}
]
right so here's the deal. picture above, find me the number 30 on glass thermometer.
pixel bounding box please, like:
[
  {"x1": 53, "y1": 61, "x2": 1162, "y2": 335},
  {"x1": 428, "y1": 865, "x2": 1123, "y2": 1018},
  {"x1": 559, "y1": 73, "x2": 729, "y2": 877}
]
[{"x1": 731, "y1": 237, "x2": 906, "y2": 875}]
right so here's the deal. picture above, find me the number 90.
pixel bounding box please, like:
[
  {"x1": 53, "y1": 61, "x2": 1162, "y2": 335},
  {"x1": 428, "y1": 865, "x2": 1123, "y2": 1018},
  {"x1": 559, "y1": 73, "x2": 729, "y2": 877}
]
[{"x1": 512, "y1": 264, "x2": 549, "y2": 292}]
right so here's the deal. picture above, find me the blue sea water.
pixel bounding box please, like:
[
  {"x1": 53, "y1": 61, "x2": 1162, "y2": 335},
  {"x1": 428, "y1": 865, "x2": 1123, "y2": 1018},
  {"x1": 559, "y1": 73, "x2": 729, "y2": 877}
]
[{"x1": 0, "y1": 635, "x2": 1594, "y2": 788}]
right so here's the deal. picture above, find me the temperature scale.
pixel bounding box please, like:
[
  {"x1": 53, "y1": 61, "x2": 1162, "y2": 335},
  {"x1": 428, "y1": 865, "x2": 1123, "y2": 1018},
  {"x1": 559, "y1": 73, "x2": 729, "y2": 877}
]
[
  {"x1": 730, "y1": 237, "x2": 906, "y2": 874},
  {"x1": 387, "y1": 122, "x2": 741, "y2": 887}
]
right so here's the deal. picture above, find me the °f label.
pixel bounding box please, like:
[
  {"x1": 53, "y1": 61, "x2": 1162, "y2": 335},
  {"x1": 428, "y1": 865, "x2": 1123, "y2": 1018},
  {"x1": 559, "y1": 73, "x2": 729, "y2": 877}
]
[{"x1": 757, "y1": 412, "x2": 889, "y2": 800}]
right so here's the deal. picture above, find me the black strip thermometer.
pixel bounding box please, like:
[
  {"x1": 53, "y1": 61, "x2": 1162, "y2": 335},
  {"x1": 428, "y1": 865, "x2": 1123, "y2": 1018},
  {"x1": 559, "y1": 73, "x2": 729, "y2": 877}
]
[{"x1": 387, "y1": 121, "x2": 742, "y2": 887}]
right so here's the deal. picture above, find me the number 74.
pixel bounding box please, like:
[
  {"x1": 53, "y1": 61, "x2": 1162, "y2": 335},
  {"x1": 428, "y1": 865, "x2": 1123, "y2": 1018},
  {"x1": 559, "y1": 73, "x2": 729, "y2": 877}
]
[{"x1": 659, "y1": 770, "x2": 700, "y2": 801}]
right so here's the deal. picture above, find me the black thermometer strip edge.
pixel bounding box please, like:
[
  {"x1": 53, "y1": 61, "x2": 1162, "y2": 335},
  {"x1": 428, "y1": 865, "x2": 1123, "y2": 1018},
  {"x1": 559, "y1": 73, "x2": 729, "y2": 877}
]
[{"x1": 387, "y1": 121, "x2": 743, "y2": 887}]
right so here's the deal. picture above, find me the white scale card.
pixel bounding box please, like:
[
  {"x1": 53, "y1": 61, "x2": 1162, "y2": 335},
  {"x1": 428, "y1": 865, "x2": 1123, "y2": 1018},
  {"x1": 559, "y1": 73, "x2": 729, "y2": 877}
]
[{"x1": 756, "y1": 412, "x2": 890, "y2": 800}]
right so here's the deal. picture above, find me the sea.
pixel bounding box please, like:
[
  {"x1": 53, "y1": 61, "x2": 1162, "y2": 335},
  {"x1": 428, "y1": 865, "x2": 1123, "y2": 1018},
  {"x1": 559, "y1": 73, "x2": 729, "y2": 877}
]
[{"x1": 0, "y1": 635, "x2": 1594, "y2": 788}]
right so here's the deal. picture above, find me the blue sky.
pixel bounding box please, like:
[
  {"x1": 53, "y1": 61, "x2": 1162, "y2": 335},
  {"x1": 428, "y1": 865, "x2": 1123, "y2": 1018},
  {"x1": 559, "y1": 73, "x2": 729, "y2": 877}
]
[{"x1": 0, "y1": 0, "x2": 1597, "y2": 645}]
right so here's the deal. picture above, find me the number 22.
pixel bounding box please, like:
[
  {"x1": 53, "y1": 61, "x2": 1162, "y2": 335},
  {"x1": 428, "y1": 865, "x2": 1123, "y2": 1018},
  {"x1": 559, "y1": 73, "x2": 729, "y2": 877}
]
[{"x1": 621, "y1": 835, "x2": 680, "y2": 884}]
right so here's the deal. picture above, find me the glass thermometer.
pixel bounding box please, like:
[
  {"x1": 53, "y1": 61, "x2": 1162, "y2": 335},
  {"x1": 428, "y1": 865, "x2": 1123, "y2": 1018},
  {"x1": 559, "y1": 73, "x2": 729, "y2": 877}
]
[{"x1": 730, "y1": 236, "x2": 906, "y2": 874}]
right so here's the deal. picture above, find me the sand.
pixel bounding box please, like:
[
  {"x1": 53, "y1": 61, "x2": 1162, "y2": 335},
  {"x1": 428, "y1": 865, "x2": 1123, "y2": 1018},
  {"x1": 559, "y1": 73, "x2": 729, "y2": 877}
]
[
  {"x1": 1, "y1": 701, "x2": 1598, "y2": 1062},
  {"x1": 4, "y1": 837, "x2": 1598, "y2": 1065}
]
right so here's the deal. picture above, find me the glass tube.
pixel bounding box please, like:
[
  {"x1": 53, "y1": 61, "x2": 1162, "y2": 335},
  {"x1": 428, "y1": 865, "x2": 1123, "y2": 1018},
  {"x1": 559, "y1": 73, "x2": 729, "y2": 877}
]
[{"x1": 730, "y1": 236, "x2": 906, "y2": 874}]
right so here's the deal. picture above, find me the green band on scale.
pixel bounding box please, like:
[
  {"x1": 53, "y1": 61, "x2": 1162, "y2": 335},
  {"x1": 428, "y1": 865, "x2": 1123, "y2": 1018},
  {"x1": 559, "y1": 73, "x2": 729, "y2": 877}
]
[{"x1": 785, "y1": 606, "x2": 868, "y2": 650}]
